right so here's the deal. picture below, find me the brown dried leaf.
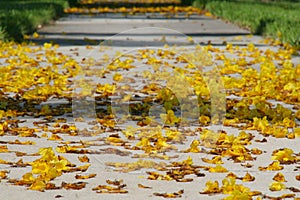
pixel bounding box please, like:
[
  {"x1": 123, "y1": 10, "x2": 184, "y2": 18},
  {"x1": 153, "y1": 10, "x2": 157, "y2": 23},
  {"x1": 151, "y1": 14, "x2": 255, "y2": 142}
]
[
  {"x1": 153, "y1": 189, "x2": 184, "y2": 198},
  {"x1": 67, "y1": 164, "x2": 91, "y2": 172},
  {"x1": 280, "y1": 194, "x2": 296, "y2": 198},
  {"x1": 0, "y1": 170, "x2": 9, "y2": 179},
  {"x1": 61, "y1": 181, "x2": 86, "y2": 190},
  {"x1": 242, "y1": 172, "x2": 255, "y2": 182},
  {"x1": 78, "y1": 155, "x2": 89, "y2": 163},
  {"x1": 138, "y1": 183, "x2": 152, "y2": 189},
  {"x1": 240, "y1": 163, "x2": 253, "y2": 168},
  {"x1": 288, "y1": 187, "x2": 300, "y2": 192},
  {"x1": 0, "y1": 145, "x2": 9, "y2": 153},
  {"x1": 45, "y1": 183, "x2": 61, "y2": 190},
  {"x1": 100, "y1": 148, "x2": 131, "y2": 156},
  {"x1": 254, "y1": 138, "x2": 267, "y2": 143},
  {"x1": 106, "y1": 179, "x2": 123, "y2": 186},
  {"x1": 15, "y1": 151, "x2": 27, "y2": 157},
  {"x1": 96, "y1": 189, "x2": 128, "y2": 194},
  {"x1": 75, "y1": 173, "x2": 96, "y2": 179},
  {"x1": 273, "y1": 172, "x2": 286, "y2": 182},
  {"x1": 93, "y1": 180, "x2": 128, "y2": 194}
]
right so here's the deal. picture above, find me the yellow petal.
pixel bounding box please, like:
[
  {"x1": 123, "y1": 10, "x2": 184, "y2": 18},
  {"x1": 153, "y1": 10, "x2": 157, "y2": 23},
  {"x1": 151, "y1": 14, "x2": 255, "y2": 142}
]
[
  {"x1": 242, "y1": 172, "x2": 255, "y2": 182},
  {"x1": 269, "y1": 182, "x2": 285, "y2": 191},
  {"x1": 273, "y1": 172, "x2": 286, "y2": 182},
  {"x1": 29, "y1": 180, "x2": 46, "y2": 191}
]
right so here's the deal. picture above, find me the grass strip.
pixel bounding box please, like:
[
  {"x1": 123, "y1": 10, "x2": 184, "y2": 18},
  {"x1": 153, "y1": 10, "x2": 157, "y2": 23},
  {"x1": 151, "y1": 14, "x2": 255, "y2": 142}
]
[
  {"x1": 0, "y1": 0, "x2": 69, "y2": 42},
  {"x1": 195, "y1": 0, "x2": 300, "y2": 47}
]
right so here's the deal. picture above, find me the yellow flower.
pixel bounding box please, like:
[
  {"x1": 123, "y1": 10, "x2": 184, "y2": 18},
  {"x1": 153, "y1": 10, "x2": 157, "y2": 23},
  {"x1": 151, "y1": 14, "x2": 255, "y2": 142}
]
[
  {"x1": 200, "y1": 180, "x2": 221, "y2": 194},
  {"x1": 22, "y1": 173, "x2": 35, "y2": 184},
  {"x1": 43, "y1": 42, "x2": 52, "y2": 49},
  {"x1": 273, "y1": 172, "x2": 286, "y2": 182},
  {"x1": 184, "y1": 140, "x2": 201, "y2": 153},
  {"x1": 224, "y1": 190, "x2": 252, "y2": 200},
  {"x1": 208, "y1": 164, "x2": 228, "y2": 173},
  {"x1": 113, "y1": 73, "x2": 123, "y2": 82},
  {"x1": 160, "y1": 110, "x2": 180, "y2": 126},
  {"x1": 33, "y1": 32, "x2": 39, "y2": 38},
  {"x1": 202, "y1": 156, "x2": 224, "y2": 164},
  {"x1": 29, "y1": 179, "x2": 46, "y2": 191},
  {"x1": 269, "y1": 182, "x2": 285, "y2": 191},
  {"x1": 242, "y1": 172, "x2": 255, "y2": 182},
  {"x1": 259, "y1": 161, "x2": 283, "y2": 171},
  {"x1": 272, "y1": 148, "x2": 296, "y2": 164}
]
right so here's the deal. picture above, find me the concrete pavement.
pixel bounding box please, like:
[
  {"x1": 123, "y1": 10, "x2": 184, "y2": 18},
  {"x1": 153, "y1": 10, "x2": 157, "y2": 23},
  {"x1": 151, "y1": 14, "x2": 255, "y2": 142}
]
[{"x1": 0, "y1": 6, "x2": 299, "y2": 200}]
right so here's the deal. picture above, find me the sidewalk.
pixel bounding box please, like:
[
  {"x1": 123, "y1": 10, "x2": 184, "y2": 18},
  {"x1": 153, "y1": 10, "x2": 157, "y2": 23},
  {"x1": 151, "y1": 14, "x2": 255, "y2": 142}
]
[
  {"x1": 33, "y1": 13, "x2": 254, "y2": 45},
  {"x1": 0, "y1": 6, "x2": 299, "y2": 200}
]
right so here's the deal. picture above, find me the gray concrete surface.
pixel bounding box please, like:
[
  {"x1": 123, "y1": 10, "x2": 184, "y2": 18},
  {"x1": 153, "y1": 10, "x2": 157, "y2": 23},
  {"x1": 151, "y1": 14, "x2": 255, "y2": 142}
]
[
  {"x1": 33, "y1": 14, "x2": 260, "y2": 46},
  {"x1": 0, "y1": 9, "x2": 299, "y2": 200}
]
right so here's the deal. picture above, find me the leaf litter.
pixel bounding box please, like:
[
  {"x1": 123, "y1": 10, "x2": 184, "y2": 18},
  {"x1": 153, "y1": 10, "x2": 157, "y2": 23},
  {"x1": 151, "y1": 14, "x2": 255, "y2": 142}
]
[{"x1": 0, "y1": 5, "x2": 299, "y2": 199}]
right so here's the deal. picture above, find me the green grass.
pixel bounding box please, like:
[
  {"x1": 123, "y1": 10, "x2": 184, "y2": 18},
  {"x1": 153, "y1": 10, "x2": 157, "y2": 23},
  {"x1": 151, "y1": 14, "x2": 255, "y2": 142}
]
[
  {"x1": 196, "y1": 0, "x2": 300, "y2": 47},
  {"x1": 2, "y1": 0, "x2": 299, "y2": 46},
  {"x1": 0, "y1": 0, "x2": 69, "y2": 42}
]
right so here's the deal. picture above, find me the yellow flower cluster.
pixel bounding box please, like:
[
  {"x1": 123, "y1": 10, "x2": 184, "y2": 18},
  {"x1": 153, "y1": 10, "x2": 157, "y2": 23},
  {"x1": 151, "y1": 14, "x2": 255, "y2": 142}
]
[
  {"x1": 11, "y1": 148, "x2": 70, "y2": 191},
  {"x1": 201, "y1": 177, "x2": 261, "y2": 199},
  {"x1": 64, "y1": 6, "x2": 203, "y2": 16},
  {"x1": 0, "y1": 42, "x2": 81, "y2": 102}
]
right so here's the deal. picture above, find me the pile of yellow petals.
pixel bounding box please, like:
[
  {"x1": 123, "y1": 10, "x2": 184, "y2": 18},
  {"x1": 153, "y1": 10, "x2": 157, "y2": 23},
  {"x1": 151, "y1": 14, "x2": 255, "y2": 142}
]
[
  {"x1": 64, "y1": 6, "x2": 204, "y2": 16},
  {"x1": 9, "y1": 148, "x2": 71, "y2": 191},
  {"x1": 220, "y1": 43, "x2": 300, "y2": 105},
  {"x1": 80, "y1": 0, "x2": 181, "y2": 4},
  {"x1": 8, "y1": 147, "x2": 95, "y2": 191},
  {"x1": 200, "y1": 177, "x2": 261, "y2": 199},
  {"x1": 0, "y1": 42, "x2": 81, "y2": 102}
]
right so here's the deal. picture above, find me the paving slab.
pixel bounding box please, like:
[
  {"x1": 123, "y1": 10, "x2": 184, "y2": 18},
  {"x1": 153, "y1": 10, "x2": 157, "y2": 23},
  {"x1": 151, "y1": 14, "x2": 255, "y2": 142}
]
[{"x1": 33, "y1": 14, "x2": 259, "y2": 46}]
